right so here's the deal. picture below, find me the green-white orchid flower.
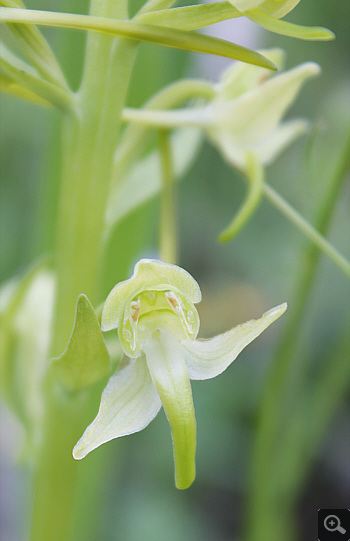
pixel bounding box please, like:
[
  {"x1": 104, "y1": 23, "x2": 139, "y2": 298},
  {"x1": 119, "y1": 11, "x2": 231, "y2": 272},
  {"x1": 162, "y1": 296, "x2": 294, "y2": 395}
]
[
  {"x1": 123, "y1": 50, "x2": 320, "y2": 173},
  {"x1": 122, "y1": 51, "x2": 321, "y2": 242},
  {"x1": 207, "y1": 49, "x2": 321, "y2": 172},
  {"x1": 73, "y1": 259, "x2": 286, "y2": 489}
]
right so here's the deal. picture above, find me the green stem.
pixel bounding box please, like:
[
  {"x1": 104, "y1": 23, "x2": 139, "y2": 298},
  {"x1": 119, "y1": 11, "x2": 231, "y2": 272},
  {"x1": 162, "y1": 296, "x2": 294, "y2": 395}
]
[
  {"x1": 159, "y1": 130, "x2": 177, "y2": 264},
  {"x1": 246, "y1": 129, "x2": 350, "y2": 541},
  {"x1": 52, "y1": 43, "x2": 137, "y2": 357},
  {"x1": 30, "y1": 2, "x2": 138, "y2": 540},
  {"x1": 263, "y1": 183, "x2": 350, "y2": 278}
]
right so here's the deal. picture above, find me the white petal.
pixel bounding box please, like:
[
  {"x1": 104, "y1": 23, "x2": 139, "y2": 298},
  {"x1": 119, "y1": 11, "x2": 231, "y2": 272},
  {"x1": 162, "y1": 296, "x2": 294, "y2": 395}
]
[
  {"x1": 213, "y1": 62, "x2": 320, "y2": 147},
  {"x1": 73, "y1": 355, "x2": 161, "y2": 459},
  {"x1": 181, "y1": 303, "x2": 287, "y2": 380},
  {"x1": 208, "y1": 130, "x2": 246, "y2": 170},
  {"x1": 216, "y1": 48, "x2": 285, "y2": 103},
  {"x1": 254, "y1": 119, "x2": 309, "y2": 165}
]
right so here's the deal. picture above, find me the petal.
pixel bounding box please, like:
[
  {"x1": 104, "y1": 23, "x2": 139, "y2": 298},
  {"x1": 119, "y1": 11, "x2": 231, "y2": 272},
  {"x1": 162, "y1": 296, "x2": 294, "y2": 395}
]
[
  {"x1": 209, "y1": 119, "x2": 308, "y2": 170},
  {"x1": 143, "y1": 330, "x2": 196, "y2": 490},
  {"x1": 216, "y1": 48, "x2": 285, "y2": 102},
  {"x1": 73, "y1": 355, "x2": 161, "y2": 459},
  {"x1": 247, "y1": 9, "x2": 335, "y2": 40},
  {"x1": 181, "y1": 303, "x2": 287, "y2": 380},
  {"x1": 254, "y1": 118, "x2": 309, "y2": 165},
  {"x1": 213, "y1": 62, "x2": 320, "y2": 148},
  {"x1": 102, "y1": 259, "x2": 201, "y2": 331}
]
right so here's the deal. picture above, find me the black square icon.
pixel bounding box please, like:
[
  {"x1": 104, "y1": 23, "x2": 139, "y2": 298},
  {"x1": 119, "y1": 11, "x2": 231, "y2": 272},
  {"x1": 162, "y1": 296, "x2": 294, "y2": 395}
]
[{"x1": 318, "y1": 509, "x2": 350, "y2": 541}]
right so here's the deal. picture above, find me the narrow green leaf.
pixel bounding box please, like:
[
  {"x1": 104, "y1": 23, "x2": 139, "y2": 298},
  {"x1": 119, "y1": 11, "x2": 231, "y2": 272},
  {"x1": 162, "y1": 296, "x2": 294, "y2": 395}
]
[
  {"x1": 136, "y1": 2, "x2": 241, "y2": 31},
  {"x1": 137, "y1": 0, "x2": 176, "y2": 16},
  {"x1": 52, "y1": 295, "x2": 111, "y2": 392},
  {"x1": 1, "y1": 0, "x2": 69, "y2": 87},
  {"x1": 246, "y1": 9, "x2": 335, "y2": 41},
  {"x1": 0, "y1": 43, "x2": 74, "y2": 110},
  {"x1": 0, "y1": 8, "x2": 277, "y2": 69},
  {"x1": 0, "y1": 71, "x2": 49, "y2": 104}
]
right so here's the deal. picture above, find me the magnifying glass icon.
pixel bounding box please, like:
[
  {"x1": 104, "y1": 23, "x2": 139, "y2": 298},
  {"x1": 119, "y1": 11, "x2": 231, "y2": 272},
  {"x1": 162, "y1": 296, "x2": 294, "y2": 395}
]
[{"x1": 324, "y1": 515, "x2": 346, "y2": 534}]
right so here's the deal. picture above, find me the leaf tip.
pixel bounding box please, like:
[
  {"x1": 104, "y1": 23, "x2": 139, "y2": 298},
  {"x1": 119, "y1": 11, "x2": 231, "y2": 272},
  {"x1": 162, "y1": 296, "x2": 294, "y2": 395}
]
[{"x1": 263, "y1": 302, "x2": 287, "y2": 319}]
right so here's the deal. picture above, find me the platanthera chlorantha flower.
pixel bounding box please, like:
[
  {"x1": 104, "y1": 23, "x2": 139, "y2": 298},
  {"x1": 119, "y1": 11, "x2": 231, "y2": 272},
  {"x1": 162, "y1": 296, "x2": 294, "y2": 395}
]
[
  {"x1": 123, "y1": 50, "x2": 320, "y2": 174},
  {"x1": 73, "y1": 259, "x2": 286, "y2": 489},
  {"x1": 207, "y1": 49, "x2": 320, "y2": 172}
]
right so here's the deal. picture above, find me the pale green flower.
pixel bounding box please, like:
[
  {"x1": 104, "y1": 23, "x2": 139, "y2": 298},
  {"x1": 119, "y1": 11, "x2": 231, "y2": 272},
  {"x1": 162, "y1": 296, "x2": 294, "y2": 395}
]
[
  {"x1": 208, "y1": 49, "x2": 321, "y2": 172},
  {"x1": 122, "y1": 51, "x2": 320, "y2": 174},
  {"x1": 73, "y1": 259, "x2": 286, "y2": 489}
]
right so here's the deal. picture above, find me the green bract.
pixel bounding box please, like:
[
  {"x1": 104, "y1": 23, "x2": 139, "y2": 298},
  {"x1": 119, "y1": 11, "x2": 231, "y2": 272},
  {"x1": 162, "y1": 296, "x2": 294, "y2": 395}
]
[
  {"x1": 73, "y1": 259, "x2": 287, "y2": 489},
  {"x1": 51, "y1": 295, "x2": 111, "y2": 392}
]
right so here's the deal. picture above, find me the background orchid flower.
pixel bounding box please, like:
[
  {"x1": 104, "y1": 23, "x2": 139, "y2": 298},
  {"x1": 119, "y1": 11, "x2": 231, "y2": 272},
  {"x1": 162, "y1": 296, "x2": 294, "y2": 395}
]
[
  {"x1": 122, "y1": 50, "x2": 320, "y2": 174},
  {"x1": 121, "y1": 52, "x2": 329, "y2": 246},
  {"x1": 73, "y1": 259, "x2": 287, "y2": 489},
  {"x1": 208, "y1": 49, "x2": 320, "y2": 173}
]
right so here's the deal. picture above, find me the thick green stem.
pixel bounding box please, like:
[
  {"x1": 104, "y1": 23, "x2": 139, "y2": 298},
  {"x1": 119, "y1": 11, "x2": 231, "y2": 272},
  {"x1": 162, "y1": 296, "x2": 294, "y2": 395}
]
[
  {"x1": 159, "y1": 130, "x2": 177, "y2": 264},
  {"x1": 52, "y1": 38, "x2": 137, "y2": 356},
  {"x1": 30, "y1": 2, "x2": 138, "y2": 540},
  {"x1": 246, "y1": 129, "x2": 350, "y2": 541}
]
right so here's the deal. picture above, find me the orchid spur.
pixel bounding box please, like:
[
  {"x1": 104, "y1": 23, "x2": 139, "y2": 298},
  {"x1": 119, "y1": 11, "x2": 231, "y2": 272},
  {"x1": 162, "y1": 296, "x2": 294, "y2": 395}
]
[{"x1": 73, "y1": 259, "x2": 286, "y2": 489}]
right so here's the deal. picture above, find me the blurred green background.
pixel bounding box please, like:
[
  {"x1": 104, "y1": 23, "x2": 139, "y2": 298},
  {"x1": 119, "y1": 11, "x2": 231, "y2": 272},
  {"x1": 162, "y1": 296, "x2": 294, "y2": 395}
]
[{"x1": 0, "y1": 1, "x2": 349, "y2": 540}]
